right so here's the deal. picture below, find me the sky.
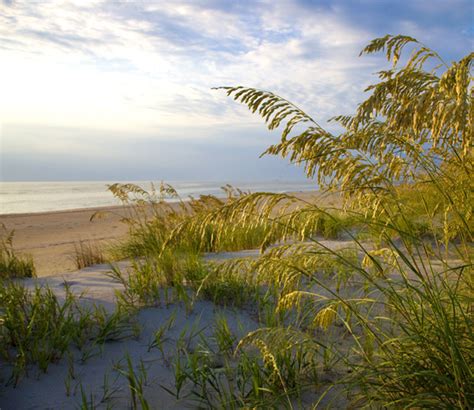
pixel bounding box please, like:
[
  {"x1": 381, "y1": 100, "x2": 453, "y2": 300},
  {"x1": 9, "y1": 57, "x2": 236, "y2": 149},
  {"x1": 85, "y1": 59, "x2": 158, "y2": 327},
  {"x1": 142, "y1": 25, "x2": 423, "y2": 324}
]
[{"x1": 0, "y1": 0, "x2": 472, "y2": 182}]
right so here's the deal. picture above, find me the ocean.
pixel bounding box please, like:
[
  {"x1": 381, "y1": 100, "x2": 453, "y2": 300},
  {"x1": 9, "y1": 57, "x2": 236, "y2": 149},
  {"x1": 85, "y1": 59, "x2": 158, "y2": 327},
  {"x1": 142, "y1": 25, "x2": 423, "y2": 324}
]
[{"x1": 0, "y1": 180, "x2": 316, "y2": 215}]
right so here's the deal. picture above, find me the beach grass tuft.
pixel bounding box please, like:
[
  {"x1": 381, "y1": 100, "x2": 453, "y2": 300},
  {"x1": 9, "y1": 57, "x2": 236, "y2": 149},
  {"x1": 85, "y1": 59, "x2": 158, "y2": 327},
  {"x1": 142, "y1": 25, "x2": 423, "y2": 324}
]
[
  {"x1": 0, "y1": 280, "x2": 135, "y2": 386},
  {"x1": 72, "y1": 240, "x2": 106, "y2": 270},
  {"x1": 0, "y1": 227, "x2": 36, "y2": 279}
]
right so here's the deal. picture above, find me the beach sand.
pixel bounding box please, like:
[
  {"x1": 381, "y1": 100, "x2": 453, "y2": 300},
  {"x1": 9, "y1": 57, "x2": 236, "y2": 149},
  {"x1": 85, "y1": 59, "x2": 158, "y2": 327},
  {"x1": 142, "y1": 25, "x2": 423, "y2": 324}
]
[{"x1": 0, "y1": 206, "x2": 131, "y2": 276}]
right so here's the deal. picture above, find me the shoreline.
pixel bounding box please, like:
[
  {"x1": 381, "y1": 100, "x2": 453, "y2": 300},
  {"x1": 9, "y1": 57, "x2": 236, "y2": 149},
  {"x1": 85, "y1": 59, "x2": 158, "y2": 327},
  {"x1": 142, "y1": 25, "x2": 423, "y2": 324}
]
[
  {"x1": 0, "y1": 203, "x2": 130, "y2": 219},
  {"x1": 0, "y1": 187, "x2": 318, "y2": 217},
  {"x1": 0, "y1": 181, "x2": 319, "y2": 216}
]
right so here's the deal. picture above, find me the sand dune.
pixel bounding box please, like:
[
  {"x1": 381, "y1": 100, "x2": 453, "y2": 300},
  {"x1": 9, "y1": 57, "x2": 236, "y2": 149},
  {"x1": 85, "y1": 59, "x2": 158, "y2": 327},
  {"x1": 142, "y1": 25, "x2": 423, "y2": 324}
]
[
  {"x1": 0, "y1": 242, "x2": 352, "y2": 409},
  {"x1": 0, "y1": 258, "x2": 262, "y2": 409}
]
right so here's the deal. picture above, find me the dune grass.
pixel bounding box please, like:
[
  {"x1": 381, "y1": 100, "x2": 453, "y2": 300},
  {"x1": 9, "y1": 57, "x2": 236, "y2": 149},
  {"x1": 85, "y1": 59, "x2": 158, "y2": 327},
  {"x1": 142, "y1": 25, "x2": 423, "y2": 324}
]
[
  {"x1": 0, "y1": 280, "x2": 137, "y2": 387},
  {"x1": 198, "y1": 35, "x2": 472, "y2": 408},
  {"x1": 0, "y1": 228, "x2": 35, "y2": 279},
  {"x1": 72, "y1": 240, "x2": 107, "y2": 270},
  {"x1": 105, "y1": 182, "x2": 356, "y2": 263},
  {"x1": 104, "y1": 35, "x2": 473, "y2": 408}
]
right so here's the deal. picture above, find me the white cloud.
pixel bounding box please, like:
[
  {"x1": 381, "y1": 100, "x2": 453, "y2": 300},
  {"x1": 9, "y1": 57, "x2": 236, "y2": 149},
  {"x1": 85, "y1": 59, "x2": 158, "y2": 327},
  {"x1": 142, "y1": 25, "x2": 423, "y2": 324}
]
[
  {"x1": 0, "y1": 0, "x2": 380, "y2": 134},
  {"x1": 0, "y1": 0, "x2": 470, "y2": 180}
]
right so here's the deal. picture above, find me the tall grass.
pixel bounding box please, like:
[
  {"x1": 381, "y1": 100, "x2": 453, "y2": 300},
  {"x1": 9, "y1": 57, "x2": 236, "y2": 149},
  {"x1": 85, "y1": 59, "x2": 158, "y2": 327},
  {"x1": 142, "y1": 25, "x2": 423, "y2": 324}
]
[
  {"x1": 195, "y1": 35, "x2": 473, "y2": 408},
  {"x1": 118, "y1": 35, "x2": 472, "y2": 408},
  {"x1": 105, "y1": 182, "x2": 356, "y2": 262}
]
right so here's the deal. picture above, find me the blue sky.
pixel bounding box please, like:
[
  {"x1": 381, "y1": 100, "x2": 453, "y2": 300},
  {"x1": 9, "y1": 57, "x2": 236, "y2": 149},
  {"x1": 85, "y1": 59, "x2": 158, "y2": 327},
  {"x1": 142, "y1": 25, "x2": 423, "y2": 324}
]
[{"x1": 1, "y1": 0, "x2": 472, "y2": 182}]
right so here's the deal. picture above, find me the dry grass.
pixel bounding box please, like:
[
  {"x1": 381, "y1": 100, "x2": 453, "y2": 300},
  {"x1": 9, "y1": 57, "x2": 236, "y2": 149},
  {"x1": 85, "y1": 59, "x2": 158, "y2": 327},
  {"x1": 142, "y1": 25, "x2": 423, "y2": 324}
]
[{"x1": 72, "y1": 240, "x2": 106, "y2": 270}]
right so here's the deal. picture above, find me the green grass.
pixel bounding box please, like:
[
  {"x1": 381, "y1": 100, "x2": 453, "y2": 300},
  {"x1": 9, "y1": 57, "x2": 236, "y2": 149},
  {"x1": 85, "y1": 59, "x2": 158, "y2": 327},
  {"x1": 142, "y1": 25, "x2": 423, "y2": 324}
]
[
  {"x1": 0, "y1": 229, "x2": 35, "y2": 278},
  {"x1": 0, "y1": 280, "x2": 136, "y2": 386},
  {"x1": 103, "y1": 178, "x2": 472, "y2": 408},
  {"x1": 114, "y1": 354, "x2": 150, "y2": 410},
  {"x1": 196, "y1": 261, "x2": 260, "y2": 308},
  {"x1": 156, "y1": 315, "x2": 325, "y2": 409},
  {"x1": 108, "y1": 182, "x2": 362, "y2": 263},
  {"x1": 147, "y1": 34, "x2": 474, "y2": 408}
]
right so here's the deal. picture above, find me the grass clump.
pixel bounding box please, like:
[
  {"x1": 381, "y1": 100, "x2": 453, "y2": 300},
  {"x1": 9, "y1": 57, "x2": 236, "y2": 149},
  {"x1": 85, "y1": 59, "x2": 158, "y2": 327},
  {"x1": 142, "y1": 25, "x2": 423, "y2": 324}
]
[
  {"x1": 197, "y1": 261, "x2": 260, "y2": 308},
  {"x1": 0, "y1": 280, "x2": 135, "y2": 386},
  {"x1": 114, "y1": 354, "x2": 151, "y2": 410},
  {"x1": 105, "y1": 182, "x2": 358, "y2": 263},
  {"x1": 108, "y1": 249, "x2": 207, "y2": 311},
  {"x1": 159, "y1": 316, "x2": 324, "y2": 409},
  {"x1": 72, "y1": 240, "x2": 106, "y2": 270},
  {"x1": 0, "y1": 228, "x2": 35, "y2": 278},
  {"x1": 104, "y1": 184, "x2": 280, "y2": 258},
  {"x1": 203, "y1": 34, "x2": 473, "y2": 408}
]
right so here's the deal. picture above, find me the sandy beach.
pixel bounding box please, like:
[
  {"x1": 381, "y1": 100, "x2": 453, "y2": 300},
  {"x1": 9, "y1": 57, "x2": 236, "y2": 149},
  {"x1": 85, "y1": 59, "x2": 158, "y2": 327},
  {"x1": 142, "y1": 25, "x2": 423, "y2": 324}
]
[{"x1": 0, "y1": 206, "x2": 131, "y2": 276}]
